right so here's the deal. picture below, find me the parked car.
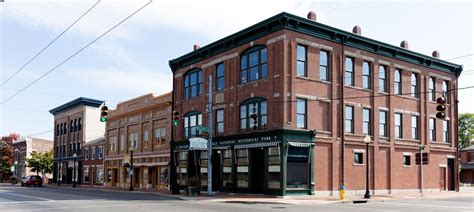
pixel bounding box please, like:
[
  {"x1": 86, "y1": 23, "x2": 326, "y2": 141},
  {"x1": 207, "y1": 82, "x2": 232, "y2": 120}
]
[{"x1": 21, "y1": 175, "x2": 43, "y2": 187}]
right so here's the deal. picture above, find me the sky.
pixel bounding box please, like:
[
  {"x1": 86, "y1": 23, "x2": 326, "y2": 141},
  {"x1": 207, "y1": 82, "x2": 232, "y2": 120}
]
[{"x1": 0, "y1": 0, "x2": 473, "y2": 140}]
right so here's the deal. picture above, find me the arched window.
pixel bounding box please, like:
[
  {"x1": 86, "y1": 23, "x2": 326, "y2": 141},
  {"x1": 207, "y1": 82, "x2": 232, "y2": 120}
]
[
  {"x1": 239, "y1": 97, "x2": 268, "y2": 131},
  {"x1": 183, "y1": 111, "x2": 202, "y2": 138},
  {"x1": 74, "y1": 119, "x2": 77, "y2": 132},
  {"x1": 56, "y1": 125, "x2": 60, "y2": 136},
  {"x1": 442, "y1": 81, "x2": 449, "y2": 104},
  {"x1": 410, "y1": 73, "x2": 418, "y2": 98},
  {"x1": 70, "y1": 120, "x2": 74, "y2": 133},
  {"x1": 240, "y1": 46, "x2": 267, "y2": 83},
  {"x1": 183, "y1": 69, "x2": 203, "y2": 100},
  {"x1": 78, "y1": 118, "x2": 82, "y2": 131},
  {"x1": 63, "y1": 122, "x2": 67, "y2": 134},
  {"x1": 59, "y1": 123, "x2": 63, "y2": 135}
]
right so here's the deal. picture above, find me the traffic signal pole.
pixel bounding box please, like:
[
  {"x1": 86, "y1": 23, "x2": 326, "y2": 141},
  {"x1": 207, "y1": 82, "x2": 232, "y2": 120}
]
[
  {"x1": 207, "y1": 75, "x2": 213, "y2": 196},
  {"x1": 420, "y1": 145, "x2": 424, "y2": 197}
]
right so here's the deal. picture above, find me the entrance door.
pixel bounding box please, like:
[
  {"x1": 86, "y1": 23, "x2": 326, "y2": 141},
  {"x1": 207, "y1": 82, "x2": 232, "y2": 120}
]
[
  {"x1": 439, "y1": 167, "x2": 446, "y2": 191},
  {"x1": 133, "y1": 168, "x2": 140, "y2": 188},
  {"x1": 447, "y1": 159, "x2": 455, "y2": 191},
  {"x1": 212, "y1": 150, "x2": 221, "y2": 191},
  {"x1": 250, "y1": 148, "x2": 265, "y2": 193},
  {"x1": 112, "y1": 169, "x2": 118, "y2": 186}
]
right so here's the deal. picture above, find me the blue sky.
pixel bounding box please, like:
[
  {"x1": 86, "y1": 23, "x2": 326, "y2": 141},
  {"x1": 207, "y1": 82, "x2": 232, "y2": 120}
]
[{"x1": 1, "y1": 0, "x2": 473, "y2": 140}]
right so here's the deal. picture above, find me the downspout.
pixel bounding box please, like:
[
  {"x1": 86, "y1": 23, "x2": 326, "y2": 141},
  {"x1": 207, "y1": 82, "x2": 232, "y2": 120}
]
[
  {"x1": 340, "y1": 34, "x2": 346, "y2": 187},
  {"x1": 455, "y1": 78, "x2": 460, "y2": 192}
]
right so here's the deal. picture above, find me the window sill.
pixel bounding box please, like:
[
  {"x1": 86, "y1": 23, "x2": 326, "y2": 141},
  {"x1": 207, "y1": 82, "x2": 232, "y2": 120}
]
[
  {"x1": 182, "y1": 95, "x2": 203, "y2": 102},
  {"x1": 403, "y1": 165, "x2": 412, "y2": 168},
  {"x1": 395, "y1": 95, "x2": 420, "y2": 101},
  {"x1": 295, "y1": 76, "x2": 332, "y2": 84},
  {"x1": 238, "y1": 78, "x2": 269, "y2": 87},
  {"x1": 353, "y1": 163, "x2": 364, "y2": 166}
]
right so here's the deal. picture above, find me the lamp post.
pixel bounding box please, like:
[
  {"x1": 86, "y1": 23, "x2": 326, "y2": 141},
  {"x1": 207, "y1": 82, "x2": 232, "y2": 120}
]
[
  {"x1": 72, "y1": 153, "x2": 77, "y2": 188},
  {"x1": 129, "y1": 147, "x2": 135, "y2": 191},
  {"x1": 363, "y1": 135, "x2": 371, "y2": 199},
  {"x1": 14, "y1": 161, "x2": 18, "y2": 177}
]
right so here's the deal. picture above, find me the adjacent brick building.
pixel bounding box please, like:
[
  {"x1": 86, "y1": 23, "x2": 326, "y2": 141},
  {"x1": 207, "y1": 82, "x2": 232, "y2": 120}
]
[
  {"x1": 169, "y1": 11, "x2": 463, "y2": 195},
  {"x1": 104, "y1": 93, "x2": 172, "y2": 191},
  {"x1": 82, "y1": 137, "x2": 105, "y2": 186},
  {"x1": 12, "y1": 136, "x2": 53, "y2": 180},
  {"x1": 50, "y1": 97, "x2": 105, "y2": 185},
  {"x1": 460, "y1": 145, "x2": 474, "y2": 184}
]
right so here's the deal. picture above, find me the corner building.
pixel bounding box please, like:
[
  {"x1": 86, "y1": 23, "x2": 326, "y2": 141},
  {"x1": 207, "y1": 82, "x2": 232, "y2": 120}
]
[
  {"x1": 169, "y1": 12, "x2": 463, "y2": 196},
  {"x1": 104, "y1": 93, "x2": 172, "y2": 191}
]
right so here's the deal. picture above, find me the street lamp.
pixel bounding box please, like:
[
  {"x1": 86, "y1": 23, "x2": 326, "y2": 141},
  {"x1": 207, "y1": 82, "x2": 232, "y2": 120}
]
[
  {"x1": 14, "y1": 161, "x2": 18, "y2": 177},
  {"x1": 363, "y1": 135, "x2": 371, "y2": 199},
  {"x1": 73, "y1": 153, "x2": 77, "y2": 188},
  {"x1": 129, "y1": 146, "x2": 135, "y2": 191}
]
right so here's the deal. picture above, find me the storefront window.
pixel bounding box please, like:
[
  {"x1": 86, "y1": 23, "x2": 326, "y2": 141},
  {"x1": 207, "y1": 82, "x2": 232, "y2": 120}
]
[
  {"x1": 176, "y1": 152, "x2": 188, "y2": 185},
  {"x1": 97, "y1": 167, "x2": 104, "y2": 184},
  {"x1": 84, "y1": 167, "x2": 90, "y2": 183},
  {"x1": 268, "y1": 147, "x2": 280, "y2": 189},
  {"x1": 200, "y1": 151, "x2": 208, "y2": 187},
  {"x1": 160, "y1": 166, "x2": 169, "y2": 186},
  {"x1": 286, "y1": 146, "x2": 309, "y2": 189},
  {"x1": 236, "y1": 149, "x2": 249, "y2": 188},
  {"x1": 222, "y1": 150, "x2": 233, "y2": 188}
]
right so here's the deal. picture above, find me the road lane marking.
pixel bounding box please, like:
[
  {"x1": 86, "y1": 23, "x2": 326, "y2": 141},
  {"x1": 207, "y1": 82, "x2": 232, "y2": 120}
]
[
  {"x1": 381, "y1": 202, "x2": 473, "y2": 210},
  {"x1": 2, "y1": 202, "x2": 173, "y2": 211},
  {"x1": 0, "y1": 191, "x2": 55, "y2": 201}
]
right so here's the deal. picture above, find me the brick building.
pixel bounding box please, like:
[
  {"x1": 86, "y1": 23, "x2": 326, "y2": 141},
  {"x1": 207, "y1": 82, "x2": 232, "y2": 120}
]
[
  {"x1": 50, "y1": 97, "x2": 105, "y2": 185},
  {"x1": 12, "y1": 136, "x2": 53, "y2": 180},
  {"x1": 104, "y1": 93, "x2": 172, "y2": 191},
  {"x1": 460, "y1": 145, "x2": 474, "y2": 184},
  {"x1": 169, "y1": 12, "x2": 463, "y2": 195},
  {"x1": 82, "y1": 137, "x2": 105, "y2": 186}
]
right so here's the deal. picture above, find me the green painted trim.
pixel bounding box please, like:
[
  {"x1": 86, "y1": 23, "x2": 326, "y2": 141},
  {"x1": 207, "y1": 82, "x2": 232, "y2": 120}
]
[
  {"x1": 169, "y1": 12, "x2": 462, "y2": 76},
  {"x1": 310, "y1": 145, "x2": 315, "y2": 195}
]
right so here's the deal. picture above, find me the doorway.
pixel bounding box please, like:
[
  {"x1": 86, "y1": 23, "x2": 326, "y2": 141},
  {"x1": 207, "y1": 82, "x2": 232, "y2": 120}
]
[
  {"x1": 133, "y1": 168, "x2": 140, "y2": 188},
  {"x1": 211, "y1": 150, "x2": 221, "y2": 191},
  {"x1": 439, "y1": 167, "x2": 446, "y2": 191},
  {"x1": 250, "y1": 148, "x2": 265, "y2": 193},
  {"x1": 447, "y1": 158, "x2": 455, "y2": 191}
]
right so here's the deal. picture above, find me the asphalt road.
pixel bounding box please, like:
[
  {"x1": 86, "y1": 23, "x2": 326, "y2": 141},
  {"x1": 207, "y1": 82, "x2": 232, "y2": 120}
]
[{"x1": 0, "y1": 185, "x2": 472, "y2": 212}]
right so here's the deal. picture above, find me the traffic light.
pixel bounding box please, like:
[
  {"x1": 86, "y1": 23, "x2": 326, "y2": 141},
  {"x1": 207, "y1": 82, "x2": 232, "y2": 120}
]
[
  {"x1": 172, "y1": 110, "x2": 180, "y2": 127},
  {"x1": 100, "y1": 105, "x2": 108, "y2": 122},
  {"x1": 436, "y1": 96, "x2": 446, "y2": 119}
]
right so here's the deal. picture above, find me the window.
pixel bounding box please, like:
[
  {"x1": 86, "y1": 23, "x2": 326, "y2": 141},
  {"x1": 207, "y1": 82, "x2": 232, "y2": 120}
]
[
  {"x1": 96, "y1": 167, "x2": 104, "y2": 184},
  {"x1": 74, "y1": 119, "x2": 77, "y2": 132},
  {"x1": 236, "y1": 149, "x2": 249, "y2": 188},
  {"x1": 297, "y1": 45, "x2": 307, "y2": 76},
  {"x1": 362, "y1": 62, "x2": 371, "y2": 89},
  {"x1": 379, "y1": 111, "x2": 387, "y2": 137},
  {"x1": 354, "y1": 152, "x2": 363, "y2": 165},
  {"x1": 92, "y1": 147, "x2": 96, "y2": 160},
  {"x1": 345, "y1": 106, "x2": 354, "y2": 133},
  {"x1": 216, "y1": 63, "x2": 224, "y2": 91},
  {"x1": 240, "y1": 98, "x2": 268, "y2": 131},
  {"x1": 345, "y1": 57, "x2": 354, "y2": 86},
  {"x1": 403, "y1": 155, "x2": 411, "y2": 166},
  {"x1": 296, "y1": 98, "x2": 307, "y2": 129},
  {"x1": 362, "y1": 108, "x2": 371, "y2": 135},
  {"x1": 84, "y1": 148, "x2": 89, "y2": 160},
  {"x1": 442, "y1": 81, "x2": 449, "y2": 104},
  {"x1": 78, "y1": 118, "x2": 82, "y2": 131},
  {"x1": 216, "y1": 109, "x2": 224, "y2": 133},
  {"x1": 287, "y1": 146, "x2": 310, "y2": 189},
  {"x1": 443, "y1": 120, "x2": 449, "y2": 143},
  {"x1": 155, "y1": 128, "x2": 161, "y2": 144},
  {"x1": 411, "y1": 73, "x2": 418, "y2": 98},
  {"x1": 395, "y1": 113, "x2": 403, "y2": 138},
  {"x1": 429, "y1": 77, "x2": 436, "y2": 102},
  {"x1": 129, "y1": 132, "x2": 138, "y2": 150},
  {"x1": 183, "y1": 69, "x2": 203, "y2": 100},
  {"x1": 430, "y1": 118, "x2": 436, "y2": 141},
  {"x1": 56, "y1": 124, "x2": 59, "y2": 136},
  {"x1": 120, "y1": 134, "x2": 125, "y2": 153},
  {"x1": 98, "y1": 146, "x2": 103, "y2": 159},
  {"x1": 222, "y1": 150, "x2": 233, "y2": 188},
  {"x1": 70, "y1": 120, "x2": 73, "y2": 133},
  {"x1": 394, "y1": 69, "x2": 402, "y2": 95},
  {"x1": 268, "y1": 147, "x2": 280, "y2": 189},
  {"x1": 84, "y1": 167, "x2": 89, "y2": 183},
  {"x1": 411, "y1": 115, "x2": 419, "y2": 140},
  {"x1": 161, "y1": 127, "x2": 166, "y2": 144},
  {"x1": 379, "y1": 65, "x2": 387, "y2": 92},
  {"x1": 184, "y1": 112, "x2": 202, "y2": 138},
  {"x1": 241, "y1": 47, "x2": 267, "y2": 83},
  {"x1": 144, "y1": 130, "x2": 149, "y2": 144},
  {"x1": 320, "y1": 50, "x2": 329, "y2": 81}
]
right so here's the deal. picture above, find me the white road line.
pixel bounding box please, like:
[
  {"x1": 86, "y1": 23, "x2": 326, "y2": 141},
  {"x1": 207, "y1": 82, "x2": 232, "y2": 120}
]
[
  {"x1": 0, "y1": 192, "x2": 55, "y2": 201},
  {"x1": 3, "y1": 202, "x2": 172, "y2": 211},
  {"x1": 381, "y1": 202, "x2": 473, "y2": 210}
]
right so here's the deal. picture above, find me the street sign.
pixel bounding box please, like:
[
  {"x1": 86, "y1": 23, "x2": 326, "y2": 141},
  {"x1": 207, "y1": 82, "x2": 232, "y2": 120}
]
[
  {"x1": 196, "y1": 125, "x2": 209, "y2": 132},
  {"x1": 419, "y1": 145, "x2": 425, "y2": 151},
  {"x1": 172, "y1": 120, "x2": 179, "y2": 127},
  {"x1": 189, "y1": 137, "x2": 208, "y2": 150}
]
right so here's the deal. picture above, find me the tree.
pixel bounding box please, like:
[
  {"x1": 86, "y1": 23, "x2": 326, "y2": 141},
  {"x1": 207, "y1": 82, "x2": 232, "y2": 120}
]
[
  {"x1": 0, "y1": 140, "x2": 13, "y2": 182},
  {"x1": 459, "y1": 113, "x2": 474, "y2": 149},
  {"x1": 26, "y1": 151, "x2": 53, "y2": 178}
]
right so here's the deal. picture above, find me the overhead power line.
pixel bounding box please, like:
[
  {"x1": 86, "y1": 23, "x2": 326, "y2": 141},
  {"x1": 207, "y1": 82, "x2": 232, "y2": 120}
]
[
  {"x1": 0, "y1": 0, "x2": 101, "y2": 87},
  {"x1": 446, "y1": 53, "x2": 474, "y2": 61},
  {"x1": 0, "y1": 0, "x2": 153, "y2": 105}
]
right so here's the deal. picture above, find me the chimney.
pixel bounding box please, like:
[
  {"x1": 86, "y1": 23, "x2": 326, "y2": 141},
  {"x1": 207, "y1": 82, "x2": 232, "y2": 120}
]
[
  {"x1": 307, "y1": 11, "x2": 316, "y2": 21},
  {"x1": 400, "y1": 40, "x2": 409, "y2": 49},
  {"x1": 193, "y1": 44, "x2": 200, "y2": 51},
  {"x1": 352, "y1": 25, "x2": 361, "y2": 35},
  {"x1": 432, "y1": 50, "x2": 440, "y2": 58}
]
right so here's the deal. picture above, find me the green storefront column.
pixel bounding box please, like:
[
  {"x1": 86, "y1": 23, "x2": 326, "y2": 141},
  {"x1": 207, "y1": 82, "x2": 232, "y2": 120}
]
[
  {"x1": 281, "y1": 142, "x2": 287, "y2": 196},
  {"x1": 310, "y1": 144, "x2": 315, "y2": 195}
]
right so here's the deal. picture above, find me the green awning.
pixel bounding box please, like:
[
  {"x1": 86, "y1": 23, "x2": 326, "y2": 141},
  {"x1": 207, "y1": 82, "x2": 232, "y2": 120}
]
[
  {"x1": 288, "y1": 142, "x2": 313, "y2": 147},
  {"x1": 234, "y1": 141, "x2": 279, "y2": 149}
]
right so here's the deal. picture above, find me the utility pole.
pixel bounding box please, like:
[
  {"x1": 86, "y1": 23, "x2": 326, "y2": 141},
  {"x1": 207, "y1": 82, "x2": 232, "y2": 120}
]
[{"x1": 207, "y1": 75, "x2": 213, "y2": 196}]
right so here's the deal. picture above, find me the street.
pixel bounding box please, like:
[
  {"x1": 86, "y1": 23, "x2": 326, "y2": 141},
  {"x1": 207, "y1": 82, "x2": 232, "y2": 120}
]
[{"x1": 0, "y1": 185, "x2": 472, "y2": 212}]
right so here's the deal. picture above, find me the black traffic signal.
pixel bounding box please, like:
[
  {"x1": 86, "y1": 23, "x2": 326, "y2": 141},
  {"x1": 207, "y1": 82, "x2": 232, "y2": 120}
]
[
  {"x1": 172, "y1": 110, "x2": 180, "y2": 127},
  {"x1": 436, "y1": 96, "x2": 446, "y2": 119},
  {"x1": 100, "y1": 105, "x2": 108, "y2": 122}
]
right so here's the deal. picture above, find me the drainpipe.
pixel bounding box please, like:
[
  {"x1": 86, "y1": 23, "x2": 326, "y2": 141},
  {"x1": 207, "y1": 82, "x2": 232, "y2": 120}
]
[
  {"x1": 455, "y1": 81, "x2": 460, "y2": 192},
  {"x1": 340, "y1": 34, "x2": 346, "y2": 188}
]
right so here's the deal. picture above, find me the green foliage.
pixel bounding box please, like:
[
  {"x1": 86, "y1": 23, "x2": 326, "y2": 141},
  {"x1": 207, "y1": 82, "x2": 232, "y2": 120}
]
[
  {"x1": 459, "y1": 113, "x2": 474, "y2": 149},
  {"x1": 26, "y1": 151, "x2": 53, "y2": 176},
  {"x1": 0, "y1": 140, "x2": 13, "y2": 182}
]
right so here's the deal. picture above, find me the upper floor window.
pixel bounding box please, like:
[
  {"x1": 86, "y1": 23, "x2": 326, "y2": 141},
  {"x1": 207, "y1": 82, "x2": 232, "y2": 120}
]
[
  {"x1": 184, "y1": 69, "x2": 203, "y2": 100},
  {"x1": 345, "y1": 106, "x2": 354, "y2": 133},
  {"x1": 98, "y1": 146, "x2": 103, "y2": 159},
  {"x1": 379, "y1": 110, "x2": 387, "y2": 137},
  {"x1": 443, "y1": 120, "x2": 449, "y2": 143},
  {"x1": 395, "y1": 113, "x2": 403, "y2": 138},
  {"x1": 63, "y1": 123, "x2": 67, "y2": 134},
  {"x1": 216, "y1": 63, "x2": 224, "y2": 91},
  {"x1": 184, "y1": 111, "x2": 202, "y2": 138},
  {"x1": 430, "y1": 118, "x2": 436, "y2": 141},
  {"x1": 240, "y1": 98, "x2": 267, "y2": 131},
  {"x1": 319, "y1": 50, "x2": 329, "y2": 81},
  {"x1": 74, "y1": 119, "x2": 77, "y2": 132},
  {"x1": 411, "y1": 115, "x2": 419, "y2": 140},
  {"x1": 296, "y1": 98, "x2": 307, "y2": 129},
  {"x1": 379, "y1": 65, "x2": 387, "y2": 92},
  {"x1": 429, "y1": 77, "x2": 436, "y2": 102},
  {"x1": 241, "y1": 46, "x2": 267, "y2": 83},
  {"x1": 144, "y1": 130, "x2": 149, "y2": 144},
  {"x1": 216, "y1": 109, "x2": 224, "y2": 133},
  {"x1": 411, "y1": 73, "x2": 419, "y2": 98},
  {"x1": 84, "y1": 148, "x2": 89, "y2": 160},
  {"x1": 70, "y1": 121, "x2": 73, "y2": 133},
  {"x1": 362, "y1": 62, "x2": 371, "y2": 89},
  {"x1": 297, "y1": 45, "x2": 307, "y2": 77},
  {"x1": 362, "y1": 108, "x2": 371, "y2": 135},
  {"x1": 56, "y1": 125, "x2": 59, "y2": 136},
  {"x1": 78, "y1": 118, "x2": 82, "y2": 131},
  {"x1": 394, "y1": 69, "x2": 402, "y2": 95},
  {"x1": 344, "y1": 57, "x2": 354, "y2": 86},
  {"x1": 442, "y1": 81, "x2": 449, "y2": 104},
  {"x1": 129, "y1": 132, "x2": 138, "y2": 150}
]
